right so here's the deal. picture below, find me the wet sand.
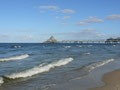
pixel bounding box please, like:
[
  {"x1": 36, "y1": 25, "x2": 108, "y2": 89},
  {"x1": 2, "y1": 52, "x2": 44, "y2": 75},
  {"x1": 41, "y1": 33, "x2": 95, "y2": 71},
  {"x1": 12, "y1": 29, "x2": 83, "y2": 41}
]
[{"x1": 89, "y1": 69, "x2": 120, "y2": 90}]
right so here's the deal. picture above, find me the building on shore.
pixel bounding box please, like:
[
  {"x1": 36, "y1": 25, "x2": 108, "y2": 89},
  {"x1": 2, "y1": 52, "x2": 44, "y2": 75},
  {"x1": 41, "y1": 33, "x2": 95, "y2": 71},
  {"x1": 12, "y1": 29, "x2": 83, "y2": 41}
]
[
  {"x1": 43, "y1": 36, "x2": 58, "y2": 43},
  {"x1": 105, "y1": 37, "x2": 120, "y2": 43}
]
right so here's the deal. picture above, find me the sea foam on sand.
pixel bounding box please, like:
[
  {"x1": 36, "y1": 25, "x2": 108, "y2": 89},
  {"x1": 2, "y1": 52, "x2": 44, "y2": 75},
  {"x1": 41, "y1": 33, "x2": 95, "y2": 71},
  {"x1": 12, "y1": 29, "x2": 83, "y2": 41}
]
[{"x1": 0, "y1": 77, "x2": 4, "y2": 86}]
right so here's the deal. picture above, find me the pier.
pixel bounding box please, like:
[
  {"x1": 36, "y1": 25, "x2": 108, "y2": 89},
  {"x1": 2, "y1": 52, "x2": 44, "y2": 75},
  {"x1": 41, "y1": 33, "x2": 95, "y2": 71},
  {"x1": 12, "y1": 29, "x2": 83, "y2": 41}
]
[
  {"x1": 43, "y1": 36, "x2": 120, "y2": 44},
  {"x1": 59, "y1": 40, "x2": 106, "y2": 43}
]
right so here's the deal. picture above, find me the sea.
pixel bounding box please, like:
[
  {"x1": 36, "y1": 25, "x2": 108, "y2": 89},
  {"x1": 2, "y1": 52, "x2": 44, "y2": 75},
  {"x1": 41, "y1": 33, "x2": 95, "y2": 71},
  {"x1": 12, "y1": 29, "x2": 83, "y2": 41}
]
[{"x1": 0, "y1": 43, "x2": 120, "y2": 90}]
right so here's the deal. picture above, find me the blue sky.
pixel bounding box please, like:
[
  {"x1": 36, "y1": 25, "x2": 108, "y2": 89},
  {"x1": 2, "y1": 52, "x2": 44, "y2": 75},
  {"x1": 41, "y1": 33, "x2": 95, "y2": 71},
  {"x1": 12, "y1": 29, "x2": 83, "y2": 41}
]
[{"x1": 0, "y1": 0, "x2": 120, "y2": 42}]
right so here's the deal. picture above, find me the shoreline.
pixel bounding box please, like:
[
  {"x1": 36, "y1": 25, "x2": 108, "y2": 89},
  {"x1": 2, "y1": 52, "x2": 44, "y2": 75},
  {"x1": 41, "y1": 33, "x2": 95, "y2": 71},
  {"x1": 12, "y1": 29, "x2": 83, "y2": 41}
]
[
  {"x1": 89, "y1": 69, "x2": 120, "y2": 90},
  {"x1": 47, "y1": 59, "x2": 120, "y2": 90}
]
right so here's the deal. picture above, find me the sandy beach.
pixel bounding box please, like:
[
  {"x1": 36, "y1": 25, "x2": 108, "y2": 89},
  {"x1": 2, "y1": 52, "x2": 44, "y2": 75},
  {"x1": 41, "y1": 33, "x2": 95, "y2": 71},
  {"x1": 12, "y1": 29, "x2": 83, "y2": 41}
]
[{"x1": 89, "y1": 69, "x2": 120, "y2": 90}]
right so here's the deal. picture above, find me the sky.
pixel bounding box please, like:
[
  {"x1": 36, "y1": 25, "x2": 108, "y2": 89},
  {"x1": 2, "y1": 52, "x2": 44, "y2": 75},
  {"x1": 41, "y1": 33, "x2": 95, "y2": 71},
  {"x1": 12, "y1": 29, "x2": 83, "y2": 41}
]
[{"x1": 0, "y1": 0, "x2": 120, "y2": 42}]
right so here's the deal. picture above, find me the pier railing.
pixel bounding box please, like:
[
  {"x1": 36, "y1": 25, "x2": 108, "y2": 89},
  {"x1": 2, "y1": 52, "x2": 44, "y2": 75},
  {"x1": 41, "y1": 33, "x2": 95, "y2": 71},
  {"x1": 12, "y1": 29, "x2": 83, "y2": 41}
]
[{"x1": 58, "y1": 40, "x2": 120, "y2": 44}]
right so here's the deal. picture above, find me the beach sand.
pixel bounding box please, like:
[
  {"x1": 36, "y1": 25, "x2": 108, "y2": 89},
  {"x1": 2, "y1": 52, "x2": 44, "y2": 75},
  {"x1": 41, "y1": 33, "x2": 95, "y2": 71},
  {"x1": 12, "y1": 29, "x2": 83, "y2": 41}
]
[{"x1": 89, "y1": 69, "x2": 120, "y2": 90}]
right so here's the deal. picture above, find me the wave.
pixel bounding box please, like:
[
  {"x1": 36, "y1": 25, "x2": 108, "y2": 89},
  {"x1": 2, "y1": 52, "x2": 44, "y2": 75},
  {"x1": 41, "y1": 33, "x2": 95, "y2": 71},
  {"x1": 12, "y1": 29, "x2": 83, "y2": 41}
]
[
  {"x1": 85, "y1": 59, "x2": 114, "y2": 72},
  {"x1": 0, "y1": 77, "x2": 4, "y2": 86},
  {"x1": 77, "y1": 45, "x2": 82, "y2": 48},
  {"x1": 82, "y1": 52, "x2": 90, "y2": 55},
  {"x1": 113, "y1": 45, "x2": 116, "y2": 47},
  {"x1": 73, "y1": 59, "x2": 114, "y2": 72},
  {"x1": 0, "y1": 54, "x2": 29, "y2": 62},
  {"x1": 88, "y1": 45, "x2": 93, "y2": 47},
  {"x1": 12, "y1": 45, "x2": 22, "y2": 48},
  {"x1": 71, "y1": 59, "x2": 114, "y2": 81},
  {"x1": 4, "y1": 57, "x2": 73, "y2": 79},
  {"x1": 63, "y1": 46, "x2": 71, "y2": 48}
]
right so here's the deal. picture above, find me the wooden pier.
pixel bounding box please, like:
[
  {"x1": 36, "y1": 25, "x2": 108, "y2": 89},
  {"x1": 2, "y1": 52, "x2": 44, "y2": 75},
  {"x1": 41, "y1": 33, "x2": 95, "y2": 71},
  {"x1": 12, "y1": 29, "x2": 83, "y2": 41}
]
[
  {"x1": 43, "y1": 36, "x2": 120, "y2": 44},
  {"x1": 59, "y1": 40, "x2": 106, "y2": 44}
]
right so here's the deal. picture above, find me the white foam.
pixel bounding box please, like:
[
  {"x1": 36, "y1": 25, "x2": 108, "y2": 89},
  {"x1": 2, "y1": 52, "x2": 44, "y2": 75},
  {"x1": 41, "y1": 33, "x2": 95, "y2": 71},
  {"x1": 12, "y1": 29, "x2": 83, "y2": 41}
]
[
  {"x1": 77, "y1": 45, "x2": 82, "y2": 48},
  {"x1": 88, "y1": 45, "x2": 93, "y2": 47},
  {"x1": 0, "y1": 77, "x2": 4, "y2": 86},
  {"x1": 113, "y1": 45, "x2": 116, "y2": 47},
  {"x1": 83, "y1": 52, "x2": 90, "y2": 55},
  {"x1": 85, "y1": 59, "x2": 114, "y2": 72},
  {"x1": 42, "y1": 84, "x2": 56, "y2": 90},
  {"x1": 63, "y1": 46, "x2": 71, "y2": 48},
  {"x1": 13, "y1": 45, "x2": 22, "y2": 48},
  {"x1": 0, "y1": 54, "x2": 29, "y2": 62},
  {"x1": 4, "y1": 57, "x2": 73, "y2": 79}
]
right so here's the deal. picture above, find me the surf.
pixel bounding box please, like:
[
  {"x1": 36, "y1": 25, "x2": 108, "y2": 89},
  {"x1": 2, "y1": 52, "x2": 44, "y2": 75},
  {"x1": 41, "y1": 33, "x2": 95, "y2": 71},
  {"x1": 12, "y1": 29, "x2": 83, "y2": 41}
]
[
  {"x1": 4, "y1": 57, "x2": 73, "y2": 79},
  {"x1": 12, "y1": 45, "x2": 22, "y2": 48},
  {"x1": 63, "y1": 46, "x2": 71, "y2": 48},
  {"x1": 0, "y1": 77, "x2": 4, "y2": 86},
  {"x1": 85, "y1": 59, "x2": 114, "y2": 72},
  {"x1": 82, "y1": 52, "x2": 91, "y2": 55},
  {"x1": 0, "y1": 54, "x2": 29, "y2": 62},
  {"x1": 77, "y1": 45, "x2": 82, "y2": 48},
  {"x1": 73, "y1": 59, "x2": 114, "y2": 72}
]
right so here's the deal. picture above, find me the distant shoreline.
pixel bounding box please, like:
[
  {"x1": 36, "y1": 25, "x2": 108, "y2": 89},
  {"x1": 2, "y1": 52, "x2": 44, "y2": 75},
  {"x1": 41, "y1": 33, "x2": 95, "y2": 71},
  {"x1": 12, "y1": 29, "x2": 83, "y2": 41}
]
[{"x1": 0, "y1": 42, "x2": 119, "y2": 44}]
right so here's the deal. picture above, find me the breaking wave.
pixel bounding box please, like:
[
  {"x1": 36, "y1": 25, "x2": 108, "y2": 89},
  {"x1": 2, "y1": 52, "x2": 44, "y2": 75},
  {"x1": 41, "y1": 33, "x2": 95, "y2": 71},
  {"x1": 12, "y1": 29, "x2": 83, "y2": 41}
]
[
  {"x1": 113, "y1": 45, "x2": 116, "y2": 47},
  {"x1": 82, "y1": 52, "x2": 91, "y2": 55},
  {"x1": 88, "y1": 45, "x2": 93, "y2": 47},
  {"x1": 4, "y1": 57, "x2": 73, "y2": 79},
  {"x1": 71, "y1": 59, "x2": 115, "y2": 81},
  {"x1": 0, "y1": 77, "x2": 4, "y2": 86},
  {"x1": 85, "y1": 59, "x2": 114, "y2": 72},
  {"x1": 63, "y1": 46, "x2": 71, "y2": 48},
  {"x1": 12, "y1": 45, "x2": 22, "y2": 48},
  {"x1": 0, "y1": 54, "x2": 29, "y2": 62},
  {"x1": 77, "y1": 45, "x2": 82, "y2": 48}
]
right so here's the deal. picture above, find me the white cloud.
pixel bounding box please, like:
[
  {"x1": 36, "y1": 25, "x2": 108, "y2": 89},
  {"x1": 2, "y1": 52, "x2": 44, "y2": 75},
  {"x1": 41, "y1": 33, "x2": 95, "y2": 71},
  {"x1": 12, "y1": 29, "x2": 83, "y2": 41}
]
[
  {"x1": 81, "y1": 28, "x2": 105, "y2": 38},
  {"x1": 39, "y1": 5, "x2": 59, "y2": 10},
  {"x1": 62, "y1": 16, "x2": 71, "y2": 20},
  {"x1": 75, "y1": 16, "x2": 104, "y2": 26},
  {"x1": 75, "y1": 21, "x2": 88, "y2": 25},
  {"x1": 0, "y1": 34, "x2": 34, "y2": 42},
  {"x1": 40, "y1": 11, "x2": 46, "y2": 13},
  {"x1": 37, "y1": 5, "x2": 75, "y2": 16},
  {"x1": 56, "y1": 16, "x2": 59, "y2": 19},
  {"x1": 60, "y1": 23, "x2": 68, "y2": 26},
  {"x1": 62, "y1": 9, "x2": 75, "y2": 14},
  {"x1": 105, "y1": 14, "x2": 120, "y2": 20},
  {"x1": 53, "y1": 28, "x2": 105, "y2": 40},
  {"x1": 85, "y1": 16, "x2": 104, "y2": 23},
  {"x1": 83, "y1": 28, "x2": 96, "y2": 32},
  {"x1": 0, "y1": 34, "x2": 9, "y2": 38}
]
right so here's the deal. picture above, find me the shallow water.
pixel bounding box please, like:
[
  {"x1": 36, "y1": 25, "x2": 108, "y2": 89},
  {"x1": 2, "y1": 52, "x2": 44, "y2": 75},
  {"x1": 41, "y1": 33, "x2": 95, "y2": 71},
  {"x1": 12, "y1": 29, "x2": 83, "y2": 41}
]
[{"x1": 0, "y1": 43, "x2": 119, "y2": 90}]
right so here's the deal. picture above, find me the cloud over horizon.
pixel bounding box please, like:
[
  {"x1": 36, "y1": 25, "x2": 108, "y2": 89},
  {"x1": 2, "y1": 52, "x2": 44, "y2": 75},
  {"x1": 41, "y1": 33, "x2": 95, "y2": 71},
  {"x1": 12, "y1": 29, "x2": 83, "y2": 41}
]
[
  {"x1": 60, "y1": 23, "x2": 68, "y2": 26},
  {"x1": 0, "y1": 34, "x2": 34, "y2": 42},
  {"x1": 38, "y1": 5, "x2": 75, "y2": 15},
  {"x1": 40, "y1": 11, "x2": 46, "y2": 13},
  {"x1": 105, "y1": 14, "x2": 120, "y2": 20},
  {"x1": 39, "y1": 5, "x2": 59, "y2": 10},
  {"x1": 75, "y1": 16, "x2": 104, "y2": 26},
  {"x1": 62, "y1": 9, "x2": 75, "y2": 14},
  {"x1": 62, "y1": 16, "x2": 71, "y2": 20},
  {"x1": 51, "y1": 28, "x2": 106, "y2": 40}
]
